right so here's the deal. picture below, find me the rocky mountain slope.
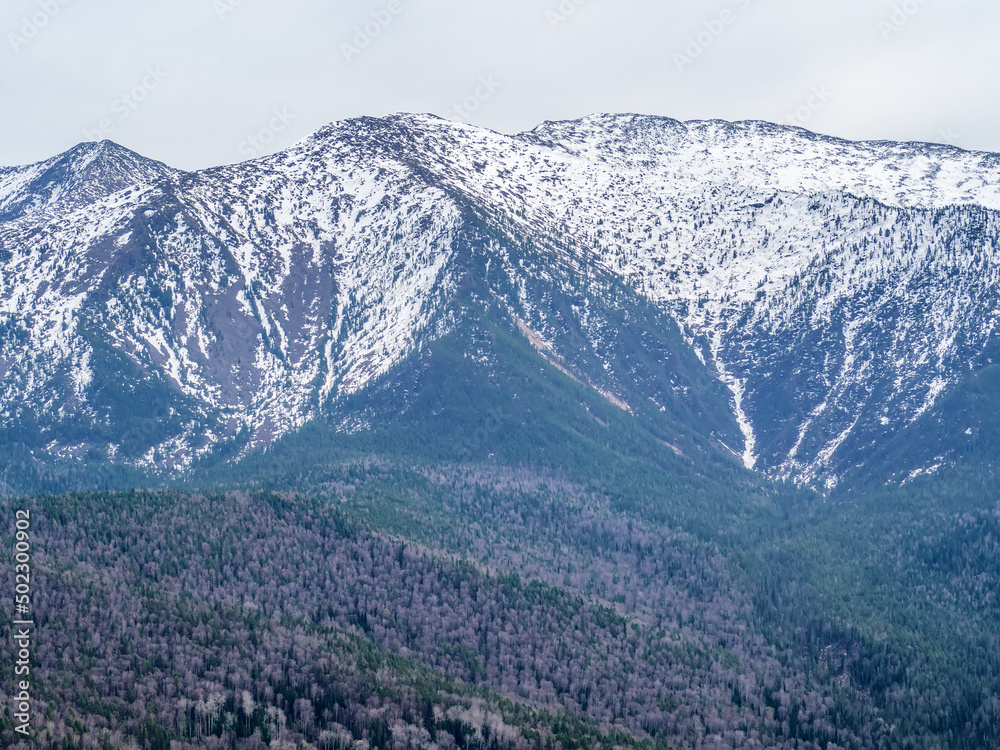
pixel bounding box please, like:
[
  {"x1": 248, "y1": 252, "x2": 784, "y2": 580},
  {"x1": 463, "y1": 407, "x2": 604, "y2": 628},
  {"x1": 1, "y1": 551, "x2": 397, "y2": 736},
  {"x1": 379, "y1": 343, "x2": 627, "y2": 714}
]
[{"x1": 2, "y1": 114, "x2": 999, "y2": 489}]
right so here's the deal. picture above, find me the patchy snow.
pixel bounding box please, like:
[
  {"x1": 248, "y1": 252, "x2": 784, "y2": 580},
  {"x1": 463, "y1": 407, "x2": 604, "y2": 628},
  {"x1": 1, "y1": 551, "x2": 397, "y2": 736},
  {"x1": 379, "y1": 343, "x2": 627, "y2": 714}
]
[
  {"x1": 2, "y1": 113, "x2": 999, "y2": 482},
  {"x1": 710, "y1": 333, "x2": 757, "y2": 470}
]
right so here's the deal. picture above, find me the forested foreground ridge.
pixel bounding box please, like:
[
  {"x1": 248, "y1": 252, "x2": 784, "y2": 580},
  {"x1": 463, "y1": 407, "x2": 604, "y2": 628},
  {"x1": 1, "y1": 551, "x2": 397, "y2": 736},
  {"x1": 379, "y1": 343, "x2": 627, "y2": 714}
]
[{"x1": 3, "y1": 477, "x2": 999, "y2": 749}]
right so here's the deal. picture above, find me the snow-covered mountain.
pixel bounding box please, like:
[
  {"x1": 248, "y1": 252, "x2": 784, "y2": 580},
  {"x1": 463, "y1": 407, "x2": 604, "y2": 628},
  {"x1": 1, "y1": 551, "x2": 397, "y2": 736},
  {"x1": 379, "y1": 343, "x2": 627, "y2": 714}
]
[
  {"x1": 0, "y1": 141, "x2": 175, "y2": 223},
  {"x1": 2, "y1": 113, "x2": 998, "y2": 487}
]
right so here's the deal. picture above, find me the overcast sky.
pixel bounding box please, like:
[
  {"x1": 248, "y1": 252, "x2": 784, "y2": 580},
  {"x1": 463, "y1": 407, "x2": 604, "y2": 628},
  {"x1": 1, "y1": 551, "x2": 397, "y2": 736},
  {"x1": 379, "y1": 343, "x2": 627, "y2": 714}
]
[{"x1": 2, "y1": 0, "x2": 998, "y2": 170}]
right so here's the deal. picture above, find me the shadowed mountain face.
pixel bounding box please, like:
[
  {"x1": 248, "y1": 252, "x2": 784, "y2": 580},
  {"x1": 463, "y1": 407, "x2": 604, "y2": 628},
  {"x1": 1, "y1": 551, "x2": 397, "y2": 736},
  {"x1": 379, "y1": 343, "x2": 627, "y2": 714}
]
[{"x1": 1, "y1": 113, "x2": 1000, "y2": 491}]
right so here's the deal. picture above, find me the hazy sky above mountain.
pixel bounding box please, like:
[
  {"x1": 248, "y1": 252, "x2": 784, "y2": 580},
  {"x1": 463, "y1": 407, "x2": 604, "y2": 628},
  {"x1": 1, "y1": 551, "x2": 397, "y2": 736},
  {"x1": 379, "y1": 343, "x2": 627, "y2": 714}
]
[{"x1": 2, "y1": 0, "x2": 997, "y2": 169}]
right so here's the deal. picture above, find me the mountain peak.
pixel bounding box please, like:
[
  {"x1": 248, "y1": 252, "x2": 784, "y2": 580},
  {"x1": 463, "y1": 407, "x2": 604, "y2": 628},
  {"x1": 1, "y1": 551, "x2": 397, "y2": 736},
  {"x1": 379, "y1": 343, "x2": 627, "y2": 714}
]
[{"x1": 0, "y1": 140, "x2": 174, "y2": 222}]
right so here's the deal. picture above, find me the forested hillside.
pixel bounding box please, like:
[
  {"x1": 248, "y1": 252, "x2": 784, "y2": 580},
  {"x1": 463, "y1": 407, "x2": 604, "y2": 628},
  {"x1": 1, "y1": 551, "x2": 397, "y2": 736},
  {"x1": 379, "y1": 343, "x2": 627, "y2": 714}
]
[{"x1": 3, "y1": 467, "x2": 999, "y2": 749}]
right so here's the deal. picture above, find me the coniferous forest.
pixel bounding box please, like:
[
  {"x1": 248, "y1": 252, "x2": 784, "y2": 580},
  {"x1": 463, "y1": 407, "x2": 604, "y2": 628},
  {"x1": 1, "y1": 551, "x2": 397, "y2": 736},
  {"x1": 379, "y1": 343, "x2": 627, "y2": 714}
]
[{"x1": 3, "y1": 429, "x2": 1000, "y2": 748}]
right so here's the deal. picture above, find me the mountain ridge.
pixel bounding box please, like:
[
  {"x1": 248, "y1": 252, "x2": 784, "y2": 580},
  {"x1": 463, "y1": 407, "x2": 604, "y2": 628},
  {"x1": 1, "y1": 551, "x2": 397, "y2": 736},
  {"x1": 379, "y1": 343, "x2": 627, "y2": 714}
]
[{"x1": 2, "y1": 112, "x2": 999, "y2": 492}]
